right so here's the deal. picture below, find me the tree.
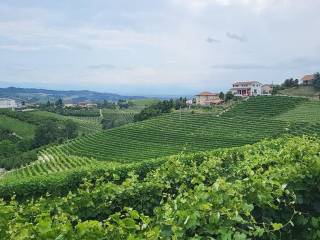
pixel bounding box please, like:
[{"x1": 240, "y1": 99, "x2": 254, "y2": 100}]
[
  {"x1": 219, "y1": 92, "x2": 225, "y2": 100},
  {"x1": 33, "y1": 120, "x2": 61, "y2": 147},
  {"x1": 0, "y1": 140, "x2": 17, "y2": 157},
  {"x1": 63, "y1": 120, "x2": 79, "y2": 139},
  {"x1": 313, "y1": 72, "x2": 320, "y2": 89},
  {"x1": 118, "y1": 99, "x2": 129, "y2": 109},
  {"x1": 55, "y1": 98, "x2": 63, "y2": 108},
  {"x1": 225, "y1": 91, "x2": 234, "y2": 102},
  {"x1": 282, "y1": 78, "x2": 299, "y2": 88}
]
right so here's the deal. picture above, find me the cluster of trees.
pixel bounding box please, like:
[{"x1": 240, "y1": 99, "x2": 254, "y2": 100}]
[
  {"x1": 313, "y1": 72, "x2": 320, "y2": 89},
  {"x1": 0, "y1": 110, "x2": 79, "y2": 170},
  {"x1": 40, "y1": 99, "x2": 101, "y2": 117},
  {"x1": 101, "y1": 117, "x2": 128, "y2": 130},
  {"x1": 33, "y1": 119, "x2": 78, "y2": 147},
  {"x1": 282, "y1": 78, "x2": 299, "y2": 88},
  {"x1": 134, "y1": 98, "x2": 187, "y2": 122},
  {"x1": 97, "y1": 100, "x2": 117, "y2": 109},
  {"x1": 221, "y1": 91, "x2": 236, "y2": 102},
  {"x1": 273, "y1": 72, "x2": 320, "y2": 94}
]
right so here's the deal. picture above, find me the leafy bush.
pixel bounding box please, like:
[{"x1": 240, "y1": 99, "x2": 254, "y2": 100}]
[{"x1": 1, "y1": 136, "x2": 320, "y2": 239}]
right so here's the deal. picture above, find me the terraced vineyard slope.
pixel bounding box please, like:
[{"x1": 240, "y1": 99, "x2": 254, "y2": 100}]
[
  {"x1": 30, "y1": 111, "x2": 102, "y2": 134},
  {"x1": 2, "y1": 96, "x2": 319, "y2": 180},
  {"x1": 223, "y1": 95, "x2": 306, "y2": 118},
  {"x1": 274, "y1": 100, "x2": 320, "y2": 123}
]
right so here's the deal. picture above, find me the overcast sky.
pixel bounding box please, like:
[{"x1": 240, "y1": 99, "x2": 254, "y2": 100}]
[{"x1": 0, "y1": 0, "x2": 319, "y2": 95}]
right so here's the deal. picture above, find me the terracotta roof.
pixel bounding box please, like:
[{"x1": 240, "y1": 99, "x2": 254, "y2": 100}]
[
  {"x1": 301, "y1": 74, "x2": 315, "y2": 81},
  {"x1": 196, "y1": 91, "x2": 218, "y2": 96},
  {"x1": 233, "y1": 81, "x2": 261, "y2": 85}
]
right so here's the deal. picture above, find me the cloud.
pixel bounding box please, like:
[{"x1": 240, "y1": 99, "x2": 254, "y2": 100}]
[
  {"x1": 0, "y1": 18, "x2": 166, "y2": 52},
  {"x1": 212, "y1": 63, "x2": 269, "y2": 70},
  {"x1": 170, "y1": 0, "x2": 288, "y2": 13},
  {"x1": 88, "y1": 64, "x2": 116, "y2": 70},
  {"x1": 206, "y1": 37, "x2": 220, "y2": 44},
  {"x1": 212, "y1": 57, "x2": 320, "y2": 70},
  {"x1": 226, "y1": 32, "x2": 246, "y2": 42}
]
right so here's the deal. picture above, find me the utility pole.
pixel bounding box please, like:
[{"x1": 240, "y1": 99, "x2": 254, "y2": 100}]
[{"x1": 179, "y1": 106, "x2": 182, "y2": 121}]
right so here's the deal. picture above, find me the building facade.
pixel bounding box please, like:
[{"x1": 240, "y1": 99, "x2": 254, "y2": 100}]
[
  {"x1": 195, "y1": 92, "x2": 222, "y2": 106},
  {"x1": 301, "y1": 74, "x2": 315, "y2": 86},
  {"x1": 261, "y1": 84, "x2": 273, "y2": 95},
  {"x1": 0, "y1": 98, "x2": 17, "y2": 109},
  {"x1": 230, "y1": 81, "x2": 262, "y2": 97}
]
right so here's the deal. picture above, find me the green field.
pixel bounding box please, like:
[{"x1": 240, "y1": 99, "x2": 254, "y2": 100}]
[
  {"x1": 3, "y1": 96, "x2": 320, "y2": 179},
  {"x1": 275, "y1": 100, "x2": 320, "y2": 123},
  {"x1": 0, "y1": 115, "x2": 36, "y2": 139},
  {"x1": 30, "y1": 111, "x2": 102, "y2": 134},
  {"x1": 130, "y1": 98, "x2": 160, "y2": 107}
]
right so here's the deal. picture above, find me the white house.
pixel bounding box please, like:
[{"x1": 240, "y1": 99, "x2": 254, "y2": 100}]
[
  {"x1": 230, "y1": 81, "x2": 262, "y2": 97},
  {"x1": 0, "y1": 98, "x2": 17, "y2": 109}
]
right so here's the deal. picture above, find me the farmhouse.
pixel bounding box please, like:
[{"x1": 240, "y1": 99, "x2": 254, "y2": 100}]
[
  {"x1": 301, "y1": 74, "x2": 315, "y2": 86},
  {"x1": 261, "y1": 84, "x2": 273, "y2": 95},
  {"x1": 195, "y1": 92, "x2": 222, "y2": 106},
  {"x1": 0, "y1": 98, "x2": 17, "y2": 109},
  {"x1": 230, "y1": 81, "x2": 262, "y2": 97}
]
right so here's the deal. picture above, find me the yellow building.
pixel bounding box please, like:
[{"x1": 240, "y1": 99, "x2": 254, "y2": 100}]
[{"x1": 195, "y1": 92, "x2": 222, "y2": 106}]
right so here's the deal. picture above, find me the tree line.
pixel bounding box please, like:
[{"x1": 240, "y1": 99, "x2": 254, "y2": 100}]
[
  {"x1": 133, "y1": 98, "x2": 187, "y2": 122},
  {"x1": 0, "y1": 110, "x2": 79, "y2": 170}
]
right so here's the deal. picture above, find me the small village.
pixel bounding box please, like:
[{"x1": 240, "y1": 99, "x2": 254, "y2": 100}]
[{"x1": 194, "y1": 73, "x2": 317, "y2": 106}]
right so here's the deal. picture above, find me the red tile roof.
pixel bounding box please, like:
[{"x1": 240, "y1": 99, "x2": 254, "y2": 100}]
[
  {"x1": 301, "y1": 74, "x2": 315, "y2": 81},
  {"x1": 196, "y1": 91, "x2": 218, "y2": 96}
]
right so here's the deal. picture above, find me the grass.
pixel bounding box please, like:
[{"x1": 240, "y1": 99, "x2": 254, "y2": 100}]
[
  {"x1": 279, "y1": 86, "x2": 320, "y2": 97},
  {"x1": 274, "y1": 100, "x2": 320, "y2": 124},
  {"x1": 0, "y1": 115, "x2": 36, "y2": 139},
  {"x1": 130, "y1": 98, "x2": 160, "y2": 107}
]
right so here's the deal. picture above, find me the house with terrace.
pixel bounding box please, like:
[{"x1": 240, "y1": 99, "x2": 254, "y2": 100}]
[{"x1": 230, "y1": 81, "x2": 262, "y2": 97}]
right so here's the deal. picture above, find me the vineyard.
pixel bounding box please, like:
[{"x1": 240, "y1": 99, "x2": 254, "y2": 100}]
[
  {"x1": 1, "y1": 136, "x2": 320, "y2": 239},
  {"x1": 2, "y1": 96, "x2": 320, "y2": 180},
  {"x1": 102, "y1": 108, "x2": 138, "y2": 125},
  {"x1": 275, "y1": 100, "x2": 320, "y2": 123},
  {"x1": 30, "y1": 111, "x2": 102, "y2": 134}
]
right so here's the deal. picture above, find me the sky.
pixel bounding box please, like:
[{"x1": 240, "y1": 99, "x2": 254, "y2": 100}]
[{"x1": 0, "y1": 0, "x2": 320, "y2": 95}]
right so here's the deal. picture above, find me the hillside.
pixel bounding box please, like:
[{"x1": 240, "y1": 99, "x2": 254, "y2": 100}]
[
  {"x1": 3, "y1": 96, "x2": 320, "y2": 181},
  {"x1": 279, "y1": 85, "x2": 320, "y2": 98},
  {"x1": 1, "y1": 136, "x2": 320, "y2": 239},
  {"x1": 0, "y1": 115, "x2": 36, "y2": 139},
  {"x1": 0, "y1": 87, "x2": 145, "y2": 103}
]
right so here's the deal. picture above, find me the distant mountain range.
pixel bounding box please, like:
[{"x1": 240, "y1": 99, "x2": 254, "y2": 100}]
[{"x1": 0, "y1": 87, "x2": 145, "y2": 103}]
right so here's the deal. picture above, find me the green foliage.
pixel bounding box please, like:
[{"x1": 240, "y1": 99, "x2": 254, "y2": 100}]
[
  {"x1": 223, "y1": 96, "x2": 306, "y2": 118},
  {"x1": 0, "y1": 136, "x2": 320, "y2": 239},
  {"x1": 101, "y1": 109, "x2": 137, "y2": 130},
  {"x1": 0, "y1": 114, "x2": 36, "y2": 139},
  {"x1": 225, "y1": 91, "x2": 234, "y2": 102},
  {"x1": 313, "y1": 72, "x2": 320, "y2": 89},
  {"x1": 282, "y1": 78, "x2": 299, "y2": 88},
  {"x1": 0, "y1": 148, "x2": 38, "y2": 169}
]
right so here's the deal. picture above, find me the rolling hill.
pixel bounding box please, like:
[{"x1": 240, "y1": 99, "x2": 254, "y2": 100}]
[
  {"x1": 3, "y1": 96, "x2": 320, "y2": 181},
  {"x1": 0, "y1": 87, "x2": 145, "y2": 103}
]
